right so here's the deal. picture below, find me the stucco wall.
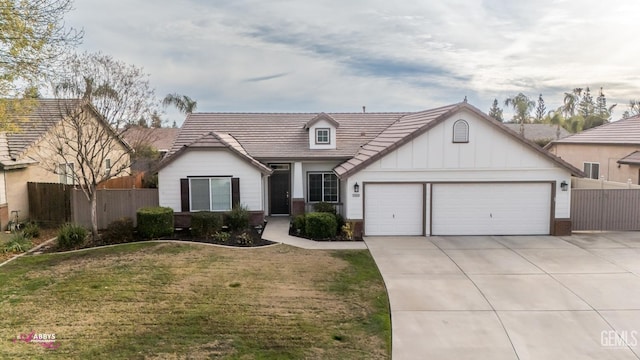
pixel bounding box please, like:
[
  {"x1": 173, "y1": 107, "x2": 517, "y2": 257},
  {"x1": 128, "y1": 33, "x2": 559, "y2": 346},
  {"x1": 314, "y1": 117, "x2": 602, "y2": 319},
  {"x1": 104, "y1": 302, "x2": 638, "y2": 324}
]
[
  {"x1": 548, "y1": 143, "x2": 640, "y2": 184},
  {"x1": 343, "y1": 109, "x2": 573, "y2": 220},
  {"x1": 5, "y1": 164, "x2": 60, "y2": 220},
  {"x1": 158, "y1": 149, "x2": 265, "y2": 212}
]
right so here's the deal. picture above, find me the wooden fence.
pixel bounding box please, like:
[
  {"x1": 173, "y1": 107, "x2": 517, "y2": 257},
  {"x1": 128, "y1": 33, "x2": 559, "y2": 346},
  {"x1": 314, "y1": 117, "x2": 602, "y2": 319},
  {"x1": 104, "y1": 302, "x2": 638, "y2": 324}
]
[
  {"x1": 28, "y1": 182, "x2": 158, "y2": 229},
  {"x1": 571, "y1": 189, "x2": 640, "y2": 231},
  {"x1": 27, "y1": 182, "x2": 73, "y2": 226}
]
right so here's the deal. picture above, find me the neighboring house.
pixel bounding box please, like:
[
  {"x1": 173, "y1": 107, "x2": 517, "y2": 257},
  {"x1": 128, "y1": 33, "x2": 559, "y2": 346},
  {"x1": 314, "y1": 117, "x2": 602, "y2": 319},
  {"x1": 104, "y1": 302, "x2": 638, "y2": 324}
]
[
  {"x1": 158, "y1": 102, "x2": 582, "y2": 237},
  {"x1": 504, "y1": 123, "x2": 571, "y2": 145},
  {"x1": 121, "y1": 126, "x2": 179, "y2": 173},
  {"x1": 547, "y1": 115, "x2": 640, "y2": 184},
  {"x1": 0, "y1": 99, "x2": 131, "y2": 228}
]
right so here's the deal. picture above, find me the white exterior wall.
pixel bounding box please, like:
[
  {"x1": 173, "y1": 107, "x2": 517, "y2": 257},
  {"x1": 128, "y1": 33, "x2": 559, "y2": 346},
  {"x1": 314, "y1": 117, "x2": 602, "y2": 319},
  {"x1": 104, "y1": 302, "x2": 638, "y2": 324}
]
[
  {"x1": 345, "y1": 109, "x2": 572, "y2": 220},
  {"x1": 158, "y1": 149, "x2": 265, "y2": 212},
  {"x1": 308, "y1": 119, "x2": 337, "y2": 150}
]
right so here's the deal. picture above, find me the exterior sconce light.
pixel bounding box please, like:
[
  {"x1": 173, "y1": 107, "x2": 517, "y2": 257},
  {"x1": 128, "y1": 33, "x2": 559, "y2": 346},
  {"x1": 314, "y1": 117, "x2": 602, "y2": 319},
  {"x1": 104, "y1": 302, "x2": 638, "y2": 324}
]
[
  {"x1": 560, "y1": 180, "x2": 568, "y2": 191},
  {"x1": 354, "y1": 182, "x2": 360, "y2": 193}
]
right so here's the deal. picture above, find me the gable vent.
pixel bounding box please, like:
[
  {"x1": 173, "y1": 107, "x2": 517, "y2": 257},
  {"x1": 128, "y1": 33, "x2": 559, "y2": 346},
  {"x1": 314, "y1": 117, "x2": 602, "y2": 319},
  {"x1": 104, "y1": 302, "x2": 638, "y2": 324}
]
[{"x1": 452, "y1": 119, "x2": 469, "y2": 143}]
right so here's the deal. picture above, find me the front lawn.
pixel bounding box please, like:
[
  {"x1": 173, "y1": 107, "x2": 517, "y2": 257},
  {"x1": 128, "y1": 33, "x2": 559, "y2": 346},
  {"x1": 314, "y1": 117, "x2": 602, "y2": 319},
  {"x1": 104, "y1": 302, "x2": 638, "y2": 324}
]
[{"x1": 0, "y1": 242, "x2": 390, "y2": 359}]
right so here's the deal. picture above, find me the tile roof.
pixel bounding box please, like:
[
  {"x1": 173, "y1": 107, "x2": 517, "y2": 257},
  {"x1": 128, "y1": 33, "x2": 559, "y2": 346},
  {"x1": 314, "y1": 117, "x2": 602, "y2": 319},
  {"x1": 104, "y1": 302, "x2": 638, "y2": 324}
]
[
  {"x1": 618, "y1": 150, "x2": 640, "y2": 165},
  {"x1": 160, "y1": 132, "x2": 272, "y2": 174},
  {"x1": 6, "y1": 99, "x2": 80, "y2": 160},
  {"x1": 169, "y1": 112, "x2": 407, "y2": 160},
  {"x1": 334, "y1": 104, "x2": 459, "y2": 177},
  {"x1": 504, "y1": 123, "x2": 571, "y2": 141},
  {"x1": 551, "y1": 115, "x2": 640, "y2": 145},
  {"x1": 165, "y1": 102, "x2": 583, "y2": 178},
  {"x1": 121, "y1": 127, "x2": 180, "y2": 152}
]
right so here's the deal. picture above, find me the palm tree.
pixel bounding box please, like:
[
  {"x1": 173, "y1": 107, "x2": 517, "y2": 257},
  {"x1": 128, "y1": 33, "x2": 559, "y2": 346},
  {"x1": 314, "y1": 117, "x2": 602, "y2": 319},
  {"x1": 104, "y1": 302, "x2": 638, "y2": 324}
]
[
  {"x1": 547, "y1": 109, "x2": 564, "y2": 139},
  {"x1": 504, "y1": 93, "x2": 535, "y2": 136},
  {"x1": 162, "y1": 93, "x2": 197, "y2": 114}
]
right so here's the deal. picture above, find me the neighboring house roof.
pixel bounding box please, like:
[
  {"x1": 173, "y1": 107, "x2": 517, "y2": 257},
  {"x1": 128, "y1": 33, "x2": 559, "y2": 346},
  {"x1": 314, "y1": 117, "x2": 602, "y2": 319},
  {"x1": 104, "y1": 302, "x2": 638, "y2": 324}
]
[
  {"x1": 169, "y1": 112, "x2": 407, "y2": 159},
  {"x1": 159, "y1": 131, "x2": 272, "y2": 174},
  {"x1": 618, "y1": 151, "x2": 640, "y2": 166},
  {"x1": 334, "y1": 102, "x2": 584, "y2": 178},
  {"x1": 550, "y1": 115, "x2": 640, "y2": 145},
  {"x1": 1, "y1": 99, "x2": 132, "y2": 170},
  {"x1": 121, "y1": 127, "x2": 180, "y2": 153},
  {"x1": 504, "y1": 123, "x2": 571, "y2": 141}
]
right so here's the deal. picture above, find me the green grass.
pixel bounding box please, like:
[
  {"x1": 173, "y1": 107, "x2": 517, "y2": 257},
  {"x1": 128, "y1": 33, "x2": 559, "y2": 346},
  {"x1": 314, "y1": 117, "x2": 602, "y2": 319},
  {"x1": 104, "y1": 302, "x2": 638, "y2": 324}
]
[{"x1": 0, "y1": 242, "x2": 390, "y2": 359}]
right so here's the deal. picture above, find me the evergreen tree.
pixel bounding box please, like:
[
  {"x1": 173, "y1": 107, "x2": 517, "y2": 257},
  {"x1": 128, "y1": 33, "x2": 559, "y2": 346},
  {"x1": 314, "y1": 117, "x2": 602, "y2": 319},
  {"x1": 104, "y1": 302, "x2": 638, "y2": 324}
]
[
  {"x1": 535, "y1": 94, "x2": 546, "y2": 123},
  {"x1": 578, "y1": 87, "x2": 595, "y2": 117},
  {"x1": 172, "y1": 120, "x2": 178, "y2": 128},
  {"x1": 150, "y1": 111, "x2": 163, "y2": 128},
  {"x1": 488, "y1": 98, "x2": 504, "y2": 122}
]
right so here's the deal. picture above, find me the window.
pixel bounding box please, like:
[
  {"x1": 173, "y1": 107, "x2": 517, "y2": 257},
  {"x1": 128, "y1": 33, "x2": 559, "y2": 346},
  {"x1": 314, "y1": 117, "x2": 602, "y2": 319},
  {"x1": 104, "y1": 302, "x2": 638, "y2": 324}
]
[
  {"x1": 316, "y1": 128, "x2": 330, "y2": 144},
  {"x1": 584, "y1": 162, "x2": 600, "y2": 179},
  {"x1": 105, "y1": 159, "x2": 111, "y2": 176},
  {"x1": 58, "y1": 163, "x2": 74, "y2": 185},
  {"x1": 189, "y1": 177, "x2": 232, "y2": 211},
  {"x1": 452, "y1": 119, "x2": 469, "y2": 143},
  {"x1": 308, "y1": 173, "x2": 338, "y2": 202}
]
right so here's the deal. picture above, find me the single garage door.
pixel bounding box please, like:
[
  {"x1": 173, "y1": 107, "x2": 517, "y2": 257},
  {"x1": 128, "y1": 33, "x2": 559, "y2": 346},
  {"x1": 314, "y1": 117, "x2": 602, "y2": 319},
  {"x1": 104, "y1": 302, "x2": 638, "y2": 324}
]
[
  {"x1": 365, "y1": 183, "x2": 423, "y2": 236},
  {"x1": 432, "y1": 183, "x2": 551, "y2": 235}
]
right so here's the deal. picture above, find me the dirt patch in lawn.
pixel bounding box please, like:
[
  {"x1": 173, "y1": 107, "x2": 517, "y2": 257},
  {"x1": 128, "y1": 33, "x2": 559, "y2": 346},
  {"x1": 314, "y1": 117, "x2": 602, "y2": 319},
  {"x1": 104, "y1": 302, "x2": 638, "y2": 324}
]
[{"x1": 0, "y1": 242, "x2": 389, "y2": 359}]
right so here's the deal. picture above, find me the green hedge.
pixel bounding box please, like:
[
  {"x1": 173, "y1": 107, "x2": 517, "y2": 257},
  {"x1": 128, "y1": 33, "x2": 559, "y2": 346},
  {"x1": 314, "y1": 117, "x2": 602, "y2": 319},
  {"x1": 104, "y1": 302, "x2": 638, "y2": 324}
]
[
  {"x1": 137, "y1": 207, "x2": 174, "y2": 239},
  {"x1": 226, "y1": 204, "x2": 250, "y2": 231},
  {"x1": 305, "y1": 212, "x2": 337, "y2": 239},
  {"x1": 191, "y1": 211, "x2": 223, "y2": 238}
]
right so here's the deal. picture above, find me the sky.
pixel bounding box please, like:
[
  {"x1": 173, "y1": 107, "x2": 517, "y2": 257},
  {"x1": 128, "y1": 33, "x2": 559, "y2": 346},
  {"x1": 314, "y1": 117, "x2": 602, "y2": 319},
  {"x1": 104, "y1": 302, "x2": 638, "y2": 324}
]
[{"x1": 66, "y1": 0, "x2": 640, "y2": 125}]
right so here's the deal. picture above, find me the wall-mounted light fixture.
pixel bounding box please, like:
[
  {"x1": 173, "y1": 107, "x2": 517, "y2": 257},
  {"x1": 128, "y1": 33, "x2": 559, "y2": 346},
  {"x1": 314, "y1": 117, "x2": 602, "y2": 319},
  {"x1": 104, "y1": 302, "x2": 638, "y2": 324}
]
[
  {"x1": 354, "y1": 182, "x2": 360, "y2": 193},
  {"x1": 560, "y1": 180, "x2": 568, "y2": 191}
]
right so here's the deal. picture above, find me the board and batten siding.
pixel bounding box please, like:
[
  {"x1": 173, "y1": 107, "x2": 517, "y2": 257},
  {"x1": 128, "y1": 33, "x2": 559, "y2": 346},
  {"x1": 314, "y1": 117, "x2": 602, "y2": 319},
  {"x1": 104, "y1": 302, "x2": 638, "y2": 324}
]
[
  {"x1": 344, "y1": 109, "x2": 572, "y2": 220},
  {"x1": 158, "y1": 150, "x2": 265, "y2": 212}
]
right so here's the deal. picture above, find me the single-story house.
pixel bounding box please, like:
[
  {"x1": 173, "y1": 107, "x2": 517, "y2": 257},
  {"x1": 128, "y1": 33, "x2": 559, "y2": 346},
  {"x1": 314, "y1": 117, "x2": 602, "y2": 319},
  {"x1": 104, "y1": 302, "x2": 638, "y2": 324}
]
[
  {"x1": 0, "y1": 99, "x2": 131, "y2": 228},
  {"x1": 157, "y1": 102, "x2": 582, "y2": 237},
  {"x1": 546, "y1": 115, "x2": 640, "y2": 184}
]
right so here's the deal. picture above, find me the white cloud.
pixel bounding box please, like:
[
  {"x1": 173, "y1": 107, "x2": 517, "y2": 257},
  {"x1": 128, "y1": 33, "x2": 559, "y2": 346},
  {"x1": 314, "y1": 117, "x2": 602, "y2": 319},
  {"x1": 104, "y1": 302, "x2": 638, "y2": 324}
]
[{"x1": 66, "y1": 0, "x2": 640, "y2": 124}]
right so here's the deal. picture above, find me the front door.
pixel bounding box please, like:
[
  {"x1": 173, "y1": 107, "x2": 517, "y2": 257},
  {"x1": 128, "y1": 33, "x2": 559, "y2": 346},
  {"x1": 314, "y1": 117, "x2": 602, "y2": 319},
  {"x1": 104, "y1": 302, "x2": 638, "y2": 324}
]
[{"x1": 269, "y1": 164, "x2": 290, "y2": 215}]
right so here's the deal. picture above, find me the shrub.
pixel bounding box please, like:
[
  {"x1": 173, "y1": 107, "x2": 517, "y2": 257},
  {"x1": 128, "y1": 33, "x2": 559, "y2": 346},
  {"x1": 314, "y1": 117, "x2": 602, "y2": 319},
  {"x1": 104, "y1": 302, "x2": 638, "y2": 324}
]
[
  {"x1": 212, "y1": 231, "x2": 230, "y2": 243},
  {"x1": 22, "y1": 221, "x2": 40, "y2": 239},
  {"x1": 226, "y1": 204, "x2": 249, "y2": 231},
  {"x1": 103, "y1": 218, "x2": 135, "y2": 244},
  {"x1": 137, "y1": 207, "x2": 174, "y2": 239},
  {"x1": 235, "y1": 231, "x2": 254, "y2": 245},
  {"x1": 57, "y1": 223, "x2": 88, "y2": 250},
  {"x1": 305, "y1": 212, "x2": 337, "y2": 239},
  {"x1": 3, "y1": 232, "x2": 32, "y2": 253},
  {"x1": 313, "y1": 202, "x2": 336, "y2": 214},
  {"x1": 191, "y1": 211, "x2": 223, "y2": 238},
  {"x1": 292, "y1": 214, "x2": 306, "y2": 235}
]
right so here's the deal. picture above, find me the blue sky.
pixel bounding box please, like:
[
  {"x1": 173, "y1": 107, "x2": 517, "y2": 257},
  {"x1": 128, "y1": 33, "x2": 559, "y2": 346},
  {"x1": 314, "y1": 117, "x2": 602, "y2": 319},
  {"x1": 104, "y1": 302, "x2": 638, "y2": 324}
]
[{"x1": 67, "y1": 0, "x2": 640, "y2": 124}]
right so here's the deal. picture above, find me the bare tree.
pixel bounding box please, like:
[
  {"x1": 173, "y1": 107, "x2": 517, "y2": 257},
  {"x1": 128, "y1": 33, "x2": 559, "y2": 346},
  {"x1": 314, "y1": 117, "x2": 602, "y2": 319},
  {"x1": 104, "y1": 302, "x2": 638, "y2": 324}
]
[{"x1": 34, "y1": 52, "x2": 156, "y2": 237}]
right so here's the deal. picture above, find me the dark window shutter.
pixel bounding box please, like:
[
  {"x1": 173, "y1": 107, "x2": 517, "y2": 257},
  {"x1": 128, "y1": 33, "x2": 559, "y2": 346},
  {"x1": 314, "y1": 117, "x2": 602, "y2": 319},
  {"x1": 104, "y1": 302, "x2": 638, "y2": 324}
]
[
  {"x1": 231, "y1": 177, "x2": 240, "y2": 208},
  {"x1": 180, "y1": 178, "x2": 190, "y2": 212}
]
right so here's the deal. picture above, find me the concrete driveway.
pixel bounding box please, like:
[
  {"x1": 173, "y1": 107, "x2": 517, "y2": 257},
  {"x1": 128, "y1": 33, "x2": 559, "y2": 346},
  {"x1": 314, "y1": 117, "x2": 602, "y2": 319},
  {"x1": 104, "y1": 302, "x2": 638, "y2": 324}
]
[{"x1": 365, "y1": 233, "x2": 640, "y2": 360}]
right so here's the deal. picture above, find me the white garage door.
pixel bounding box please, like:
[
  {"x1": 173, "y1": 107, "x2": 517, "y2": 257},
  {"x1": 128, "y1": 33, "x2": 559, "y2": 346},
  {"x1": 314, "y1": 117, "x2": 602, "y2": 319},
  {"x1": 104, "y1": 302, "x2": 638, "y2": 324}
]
[
  {"x1": 432, "y1": 183, "x2": 551, "y2": 235},
  {"x1": 365, "y1": 183, "x2": 423, "y2": 236}
]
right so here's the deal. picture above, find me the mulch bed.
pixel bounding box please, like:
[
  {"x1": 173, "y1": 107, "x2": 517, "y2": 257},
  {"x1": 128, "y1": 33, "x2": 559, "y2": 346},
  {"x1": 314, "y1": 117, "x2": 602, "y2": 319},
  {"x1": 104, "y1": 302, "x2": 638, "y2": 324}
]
[
  {"x1": 288, "y1": 228, "x2": 363, "y2": 242},
  {"x1": 160, "y1": 227, "x2": 275, "y2": 247}
]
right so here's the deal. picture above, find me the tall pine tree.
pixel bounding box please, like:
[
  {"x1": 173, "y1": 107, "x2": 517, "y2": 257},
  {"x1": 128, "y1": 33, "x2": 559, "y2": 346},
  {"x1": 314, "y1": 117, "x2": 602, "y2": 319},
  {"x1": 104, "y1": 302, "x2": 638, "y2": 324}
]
[
  {"x1": 488, "y1": 98, "x2": 504, "y2": 122},
  {"x1": 535, "y1": 94, "x2": 546, "y2": 123}
]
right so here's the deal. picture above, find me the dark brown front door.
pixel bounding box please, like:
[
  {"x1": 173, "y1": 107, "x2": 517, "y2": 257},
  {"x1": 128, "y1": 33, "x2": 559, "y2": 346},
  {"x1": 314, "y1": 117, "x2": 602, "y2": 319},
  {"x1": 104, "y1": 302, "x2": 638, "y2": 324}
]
[{"x1": 270, "y1": 166, "x2": 290, "y2": 215}]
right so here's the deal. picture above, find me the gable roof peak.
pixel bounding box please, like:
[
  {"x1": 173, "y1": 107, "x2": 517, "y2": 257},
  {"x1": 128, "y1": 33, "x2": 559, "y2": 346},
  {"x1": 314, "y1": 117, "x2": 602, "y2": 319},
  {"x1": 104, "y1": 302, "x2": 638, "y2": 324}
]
[{"x1": 304, "y1": 112, "x2": 339, "y2": 129}]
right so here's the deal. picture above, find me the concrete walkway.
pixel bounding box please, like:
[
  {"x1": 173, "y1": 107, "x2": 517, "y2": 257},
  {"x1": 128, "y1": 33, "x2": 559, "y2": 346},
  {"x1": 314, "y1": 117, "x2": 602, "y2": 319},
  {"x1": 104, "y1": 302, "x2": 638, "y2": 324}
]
[
  {"x1": 366, "y1": 234, "x2": 640, "y2": 360},
  {"x1": 261, "y1": 216, "x2": 366, "y2": 250}
]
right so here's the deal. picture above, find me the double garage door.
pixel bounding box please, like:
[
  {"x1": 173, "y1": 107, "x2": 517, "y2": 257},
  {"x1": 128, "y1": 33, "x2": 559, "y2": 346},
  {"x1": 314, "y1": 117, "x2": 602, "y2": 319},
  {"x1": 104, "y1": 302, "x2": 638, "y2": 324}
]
[{"x1": 365, "y1": 183, "x2": 552, "y2": 236}]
